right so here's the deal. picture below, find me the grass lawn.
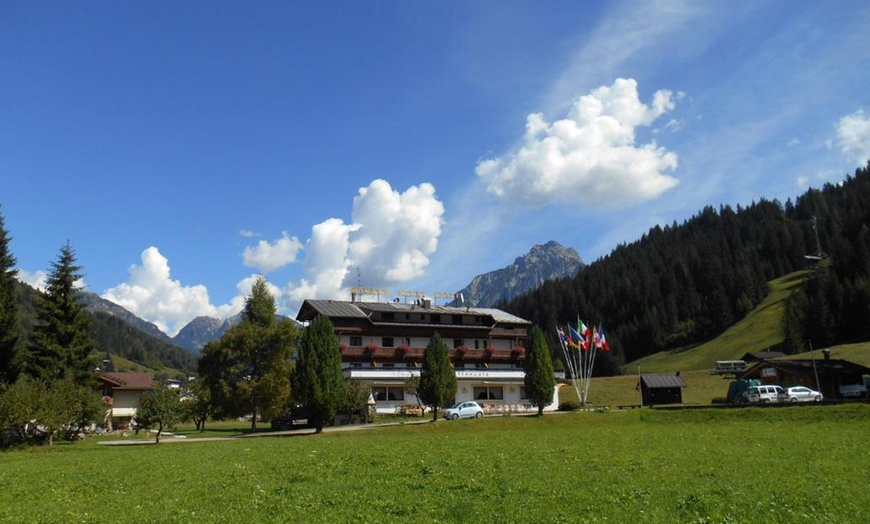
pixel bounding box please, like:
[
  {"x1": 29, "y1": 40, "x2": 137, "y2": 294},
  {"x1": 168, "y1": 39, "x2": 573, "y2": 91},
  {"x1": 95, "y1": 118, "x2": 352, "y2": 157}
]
[{"x1": 2, "y1": 404, "x2": 869, "y2": 523}]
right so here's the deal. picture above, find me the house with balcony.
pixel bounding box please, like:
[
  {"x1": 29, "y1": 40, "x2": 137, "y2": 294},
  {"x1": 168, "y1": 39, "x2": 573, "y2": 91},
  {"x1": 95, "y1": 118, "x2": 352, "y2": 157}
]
[
  {"x1": 296, "y1": 297, "x2": 560, "y2": 414},
  {"x1": 97, "y1": 372, "x2": 154, "y2": 430}
]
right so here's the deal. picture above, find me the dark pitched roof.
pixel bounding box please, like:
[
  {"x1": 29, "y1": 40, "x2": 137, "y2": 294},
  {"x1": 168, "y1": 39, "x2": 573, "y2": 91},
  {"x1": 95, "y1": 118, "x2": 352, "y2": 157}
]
[
  {"x1": 296, "y1": 299, "x2": 531, "y2": 325},
  {"x1": 98, "y1": 372, "x2": 154, "y2": 390},
  {"x1": 639, "y1": 374, "x2": 687, "y2": 389},
  {"x1": 744, "y1": 358, "x2": 870, "y2": 377},
  {"x1": 742, "y1": 350, "x2": 787, "y2": 361}
]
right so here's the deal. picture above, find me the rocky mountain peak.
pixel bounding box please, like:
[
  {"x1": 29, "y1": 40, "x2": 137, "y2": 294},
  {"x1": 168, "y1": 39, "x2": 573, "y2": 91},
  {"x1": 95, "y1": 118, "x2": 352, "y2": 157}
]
[{"x1": 452, "y1": 241, "x2": 583, "y2": 308}]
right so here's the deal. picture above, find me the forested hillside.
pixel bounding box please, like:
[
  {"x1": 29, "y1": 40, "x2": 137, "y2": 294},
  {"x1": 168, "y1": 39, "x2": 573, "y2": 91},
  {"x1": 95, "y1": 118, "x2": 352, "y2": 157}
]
[
  {"x1": 15, "y1": 281, "x2": 196, "y2": 375},
  {"x1": 505, "y1": 163, "x2": 870, "y2": 372}
]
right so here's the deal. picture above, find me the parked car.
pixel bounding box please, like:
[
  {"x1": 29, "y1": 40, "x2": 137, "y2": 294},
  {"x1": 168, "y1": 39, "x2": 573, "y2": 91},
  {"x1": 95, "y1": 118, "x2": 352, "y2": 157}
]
[
  {"x1": 778, "y1": 386, "x2": 823, "y2": 402},
  {"x1": 270, "y1": 405, "x2": 313, "y2": 430},
  {"x1": 443, "y1": 401, "x2": 484, "y2": 420},
  {"x1": 746, "y1": 385, "x2": 784, "y2": 403}
]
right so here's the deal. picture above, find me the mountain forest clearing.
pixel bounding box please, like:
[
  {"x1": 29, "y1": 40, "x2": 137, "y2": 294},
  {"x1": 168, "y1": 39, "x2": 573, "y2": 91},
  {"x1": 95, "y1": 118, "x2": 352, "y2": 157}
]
[{"x1": 1, "y1": 405, "x2": 868, "y2": 523}]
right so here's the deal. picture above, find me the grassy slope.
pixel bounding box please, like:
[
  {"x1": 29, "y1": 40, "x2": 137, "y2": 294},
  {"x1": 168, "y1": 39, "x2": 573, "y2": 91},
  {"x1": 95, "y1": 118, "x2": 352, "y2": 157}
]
[{"x1": 564, "y1": 269, "x2": 870, "y2": 407}]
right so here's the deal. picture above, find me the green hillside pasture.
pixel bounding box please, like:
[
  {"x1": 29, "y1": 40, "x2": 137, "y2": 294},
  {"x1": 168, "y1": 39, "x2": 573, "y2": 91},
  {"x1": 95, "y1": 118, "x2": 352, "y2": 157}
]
[
  {"x1": 561, "y1": 369, "x2": 731, "y2": 407},
  {"x1": 2, "y1": 405, "x2": 868, "y2": 523},
  {"x1": 629, "y1": 271, "x2": 812, "y2": 374},
  {"x1": 791, "y1": 341, "x2": 870, "y2": 368}
]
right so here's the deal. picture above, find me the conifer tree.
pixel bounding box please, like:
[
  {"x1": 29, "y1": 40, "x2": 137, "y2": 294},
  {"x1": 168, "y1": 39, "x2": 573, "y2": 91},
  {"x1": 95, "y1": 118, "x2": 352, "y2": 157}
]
[
  {"x1": 418, "y1": 332, "x2": 457, "y2": 421},
  {"x1": 26, "y1": 242, "x2": 97, "y2": 386},
  {"x1": 293, "y1": 315, "x2": 345, "y2": 433},
  {"x1": 524, "y1": 326, "x2": 555, "y2": 416},
  {"x1": 0, "y1": 204, "x2": 19, "y2": 385}
]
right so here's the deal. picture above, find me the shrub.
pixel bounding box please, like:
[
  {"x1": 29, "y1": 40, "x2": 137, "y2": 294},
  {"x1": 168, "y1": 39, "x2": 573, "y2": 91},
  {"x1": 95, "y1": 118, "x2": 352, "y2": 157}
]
[{"x1": 558, "y1": 400, "x2": 581, "y2": 411}]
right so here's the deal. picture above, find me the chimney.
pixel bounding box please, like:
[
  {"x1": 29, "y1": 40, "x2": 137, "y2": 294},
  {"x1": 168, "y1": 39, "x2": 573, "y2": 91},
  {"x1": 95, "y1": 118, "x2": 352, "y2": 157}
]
[{"x1": 822, "y1": 348, "x2": 831, "y2": 361}]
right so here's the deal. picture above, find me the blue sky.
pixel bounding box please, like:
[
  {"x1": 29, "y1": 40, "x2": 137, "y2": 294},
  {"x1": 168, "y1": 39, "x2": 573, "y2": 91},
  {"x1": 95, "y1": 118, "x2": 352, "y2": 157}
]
[{"x1": 2, "y1": 1, "x2": 869, "y2": 336}]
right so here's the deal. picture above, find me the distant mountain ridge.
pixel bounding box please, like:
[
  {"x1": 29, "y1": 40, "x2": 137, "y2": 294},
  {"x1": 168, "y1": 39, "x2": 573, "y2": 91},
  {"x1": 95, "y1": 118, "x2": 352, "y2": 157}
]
[
  {"x1": 451, "y1": 241, "x2": 584, "y2": 308},
  {"x1": 79, "y1": 292, "x2": 175, "y2": 345},
  {"x1": 173, "y1": 314, "x2": 242, "y2": 354}
]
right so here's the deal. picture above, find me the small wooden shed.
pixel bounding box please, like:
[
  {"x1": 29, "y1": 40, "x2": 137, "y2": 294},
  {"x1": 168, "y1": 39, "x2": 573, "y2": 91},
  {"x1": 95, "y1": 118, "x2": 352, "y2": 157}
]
[{"x1": 638, "y1": 374, "x2": 687, "y2": 406}]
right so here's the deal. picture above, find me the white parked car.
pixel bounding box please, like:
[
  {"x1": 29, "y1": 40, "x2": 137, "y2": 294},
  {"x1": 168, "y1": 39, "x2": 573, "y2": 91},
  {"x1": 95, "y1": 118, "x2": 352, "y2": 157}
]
[
  {"x1": 778, "y1": 386, "x2": 823, "y2": 402},
  {"x1": 443, "y1": 401, "x2": 484, "y2": 420},
  {"x1": 746, "y1": 385, "x2": 784, "y2": 403}
]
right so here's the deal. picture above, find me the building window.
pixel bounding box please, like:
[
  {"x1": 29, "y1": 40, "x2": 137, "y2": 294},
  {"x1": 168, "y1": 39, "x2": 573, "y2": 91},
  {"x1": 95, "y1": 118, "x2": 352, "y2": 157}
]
[
  {"x1": 350, "y1": 336, "x2": 363, "y2": 347},
  {"x1": 382, "y1": 363, "x2": 395, "y2": 368},
  {"x1": 473, "y1": 386, "x2": 504, "y2": 400},
  {"x1": 403, "y1": 337, "x2": 411, "y2": 346},
  {"x1": 453, "y1": 339, "x2": 463, "y2": 348},
  {"x1": 431, "y1": 315, "x2": 440, "y2": 324},
  {"x1": 405, "y1": 314, "x2": 411, "y2": 320},
  {"x1": 453, "y1": 315, "x2": 463, "y2": 324},
  {"x1": 382, "y1": 337, "x2": 394, "y2": 347},
  {"x1": 474, "y1": 340, "x2": 480, "y2": 349},
  {"x1": 519, "y1": 387, "x2": 527, "y2": 400},
  {"x1": 371, "y1": 386, "x2": 405, "y2": 402},
  {"x1": 382, "y1": 312, "x2": 395, "y2": 321}
]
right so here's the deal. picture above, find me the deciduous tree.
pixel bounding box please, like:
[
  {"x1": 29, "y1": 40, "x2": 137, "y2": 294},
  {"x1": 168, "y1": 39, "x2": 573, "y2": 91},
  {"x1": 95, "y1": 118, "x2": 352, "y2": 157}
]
[
  {"x1": 136, "y1": 385, "x2": 184, "y2": 443},
  {"x1": 198, "y1": 278, "x2": 296, "y2": 431},
  {"x1": 293, "y1": 315, "x2": 345, "y2": 433},
  {"x1": 419, "y1": 332, "x2": 456, "y2": 421}
]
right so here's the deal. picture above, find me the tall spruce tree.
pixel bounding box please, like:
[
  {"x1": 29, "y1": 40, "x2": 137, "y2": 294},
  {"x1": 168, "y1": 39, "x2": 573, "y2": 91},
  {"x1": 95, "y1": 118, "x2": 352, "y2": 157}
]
[
  {"x1": 198, "y1": 277, "x2": 296, "y2": 431},
  {"x1": 26, "y1": 242, "x2": 97, "y2": 386},
  {"x1": 293, "y1": 314, "x2": 345, "y2": 433},
  {"x1": 418, "y1": 332, "x2": 457, "y2": 421},
  {"x1": 0, "y1": 204, "x2": 19, "y2": 385},
  {"x1": 524, "y1": 326, "x2": 555, "y2": 416}
]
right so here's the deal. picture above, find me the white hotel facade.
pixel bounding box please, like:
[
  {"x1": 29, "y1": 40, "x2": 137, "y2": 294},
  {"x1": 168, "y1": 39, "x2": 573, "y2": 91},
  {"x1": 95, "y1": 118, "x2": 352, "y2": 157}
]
[{"x1": 296, "y1": 297, "x2": 560, "y2": 414}]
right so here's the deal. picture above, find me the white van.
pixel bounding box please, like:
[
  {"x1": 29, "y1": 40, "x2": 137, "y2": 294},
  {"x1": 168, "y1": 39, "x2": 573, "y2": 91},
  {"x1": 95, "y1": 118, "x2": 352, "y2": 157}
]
[{"x1": 746, "y1": 385, "x2": 784, "y2": 403}]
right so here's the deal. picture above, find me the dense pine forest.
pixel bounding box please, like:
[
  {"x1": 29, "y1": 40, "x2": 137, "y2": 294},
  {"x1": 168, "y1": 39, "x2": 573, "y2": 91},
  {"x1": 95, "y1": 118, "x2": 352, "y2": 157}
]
[{"x1": 504, "y1": 163, "x2": 870, "y2": 374}]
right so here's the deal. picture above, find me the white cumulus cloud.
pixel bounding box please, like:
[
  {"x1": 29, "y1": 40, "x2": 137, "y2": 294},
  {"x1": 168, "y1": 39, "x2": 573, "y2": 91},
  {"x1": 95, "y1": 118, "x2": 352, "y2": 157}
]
[
  {"x1": 476, "y1": 78, "x2": 680, "y2": 209},
  {"x1": 102, "y1": 247, "x2": 244, "y2": 336},
  {"x1": 836, "y1": 110, "x2": 870, "y2": 166},
  {"x1": 17, "y1": 269, "x2": 48, "y2": 291},
  {"x1": 283, "y1": 180, "x2": 445, "y2": 309},
  {"x1": 243, "y1": 232, "x2": 303, "y2": 273}
]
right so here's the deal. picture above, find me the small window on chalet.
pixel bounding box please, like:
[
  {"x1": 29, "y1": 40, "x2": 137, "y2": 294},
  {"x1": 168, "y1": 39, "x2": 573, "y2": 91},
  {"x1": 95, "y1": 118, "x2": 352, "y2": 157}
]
[
  {"x1": 474, "y1": 340, "x2": 480, "y2": 349},
  {"x1": 405, "y1": 313, "x2": 411, "y2": 320},
  {"x1": 350, "y1": 336, "x2": 363, "y2": 347},
  {"x1": 474, "y1": 316, "x2": 482, "y2": 323},
  {"x1": 431, "y1": 315, "x2": 440, "y2": 324},
  {"x1": 403, "y1": 337, "x2": 411, "y2": 346},
  {"x1": 473, "y1": 386, "x2": 504, "y2": 400},
  {"x1": 382, "y1": 337, "x2": 395, "y2": 347},
  {"x1": 371, "y1": 386, "x2": 404, "y2": 402},
  {"x1": 453, "y1": 339, "x2": 463, "y2": 348},
  {"x1": 382, "y1": 312, "x2": 395, "y2": 321},
  {"x1": 453, "y1": 315, "x2": 463, "y2": 324}
]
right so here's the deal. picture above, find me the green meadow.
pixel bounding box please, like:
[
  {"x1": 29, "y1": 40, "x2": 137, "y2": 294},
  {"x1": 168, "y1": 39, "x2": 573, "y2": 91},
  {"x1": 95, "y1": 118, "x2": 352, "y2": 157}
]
[{"x1": 2, "y1": 405, "x2": 869, "y2": 523}]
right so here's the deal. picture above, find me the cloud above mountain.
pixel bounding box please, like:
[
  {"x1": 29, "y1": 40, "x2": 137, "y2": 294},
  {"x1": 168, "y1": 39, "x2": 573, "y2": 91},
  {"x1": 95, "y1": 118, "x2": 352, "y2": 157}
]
[
  {"x1": 102, "y1": 247, "x2": 247, "y2": 336},
  {"x1": 285, "y1": 179, "x2": 444, "y2": 306},
  {"x1": 476, "y1": 78, "x2": 680, "y2": 209}
]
